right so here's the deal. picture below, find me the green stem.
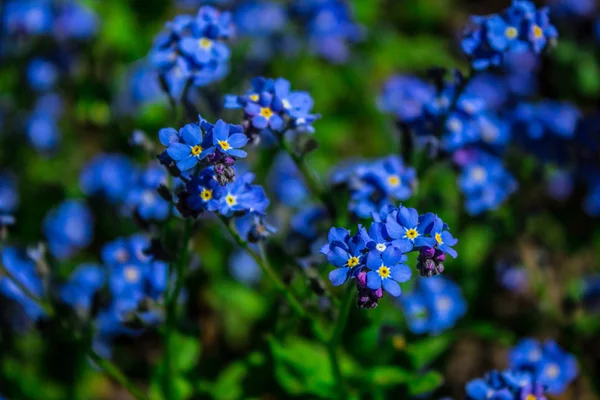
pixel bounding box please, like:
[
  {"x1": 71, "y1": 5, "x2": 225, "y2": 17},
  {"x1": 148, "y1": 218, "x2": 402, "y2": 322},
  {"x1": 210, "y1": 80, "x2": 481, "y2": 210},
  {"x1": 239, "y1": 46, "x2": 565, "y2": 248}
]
[
  {"x1": 0, "y1": 253, "x2": 54, "y2": 318},
  {"x1": 88, "y1": 350, "x2": 148, "y2": 400},
  {"x1": 162, "y1": 218, "x2": 193, "y2": 400},
  {"x1": 218, "y1": 215, "x2": 308, "y2": 319},
  {"x1": 327, "y1": 285, "x2": 354, "y2": 397},
  {"x1": 278, "y1": 135, "x2": 336, "y2": 217}
]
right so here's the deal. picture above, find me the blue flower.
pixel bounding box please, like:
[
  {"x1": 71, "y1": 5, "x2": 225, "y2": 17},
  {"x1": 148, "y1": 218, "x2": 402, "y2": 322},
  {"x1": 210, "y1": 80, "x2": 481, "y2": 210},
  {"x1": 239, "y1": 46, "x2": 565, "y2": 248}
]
[
  {"x1": 2, "y1": 0, "x2": 53, "y2": 36},
  {"x1": 291, "y1": 206, "x2": 328, "y2": 240},
  {"x1": 509, "y1": 339, "x2": 578, "y2": 395},
  {"x1": 299, "y1": 1, "x2": 363, "y2": 63},
  {"x1": 461, "y1": 1, "x2": 558, "y2": 71},
  {"x1": 149, "y1": 6, "x2": 234, "y2": 96},
  {"x1": 218, "y1": 172, "x2": 269, "y2": 216},
  {"x1": 340, "y1": 156, "x2": 417, "y2": 218},
  {"x1": 165, "y1": 122, "x2": 215, "y2": 171},
  {"x1": 244, "y1": 92, "x2": 286, "y2": 131},
  {"x1": 26, "y1": 111, "x2": 60, "y2": 153},
  {"x1": 401, "y1": 276, "x2": 467, "y2": 334},
  {"x1": 54, "y1": 1, "x2": 98, "y2": 40},
  {"x1": 229, "y1": 250, "x2": 262, "y2": 285},
  {"x1": 385, "y1": 206, "x2": 436, "y2": 251},
  {"x1": 43, "y1": 200, "x2": 94, "y2": 260},
  {"x1": 0, "y1": 172, "x2": 19, "y2": 215},
  {"x1": 0, "y1": 247, "x2": 45, "y2": 321},
  {"x1": 80, "y1": 154, "x2": 137, "y2": 204},
  {"x1": 457, "y1": 153, "x2": 517, "y2": 215},
  {"x1": 225, "y1": 77, "x2": 320, "y2": 134},
  {"x1": 513, "y1": 101, "x2": 580, "y2": 140},
  {"x1": 27, "y1": 58, "x2": 58, "y2": 92},
  {"x1": 124, "y1": 163, "x2": 170, "y2": 221},
  {"x1": 268, "y1": 152, "x2": 308, "y2": 207},
  {"x1": 185, "y1": 168, "x2": 223, "y2": 212},
  {"x1": 60, "y1": 263, "x2": 105, "y2": 313},
  {"x1": 102, "y1": 234, "x2": 168, "y2": 302},
  {"x1": 322, "y1": 228, "x2": 366, "y2": 286},
  {"x1": 466, "y1": 370, "x2": 538, "y2": 400},
  {"x1": 365, "y1": 247, "x2": 411, "y2": 297},
  {"x1": 211, "y1": 119, "x2": 249, "y2": 157},
  {"x1": 235, "y1": 2, "x2": 287, "y2": 37},
  {"x1": 378, "y1": 75, "x2": 435, "y2": 122},
  {"x1": 429, "y1": 216, "x2": 458, "y2": 258}
]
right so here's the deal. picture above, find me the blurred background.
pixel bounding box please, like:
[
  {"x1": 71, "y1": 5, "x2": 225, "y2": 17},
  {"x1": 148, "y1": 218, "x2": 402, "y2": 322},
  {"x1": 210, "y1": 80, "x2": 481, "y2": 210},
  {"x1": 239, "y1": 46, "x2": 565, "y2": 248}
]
[{"x1": 1, "y1": 0, "x2": 600, "y2": 399}]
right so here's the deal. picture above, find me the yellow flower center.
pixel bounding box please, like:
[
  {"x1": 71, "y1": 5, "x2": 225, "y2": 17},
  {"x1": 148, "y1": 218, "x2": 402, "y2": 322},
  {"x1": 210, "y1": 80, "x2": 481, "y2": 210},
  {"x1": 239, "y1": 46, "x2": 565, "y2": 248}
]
[
  {"x1": 191, "y1": 145, "x2": 202, "y2": 156},
  {"x1": 377, "y1": 265, "x2": 390, "y2": 278},
  {"x1": 533, "y1": 25, "x2": 543, "y2": 39},
  {"x1": 226, "y1": 194, "x2": 237, "y2": 206},
  {"x1": 347, "y1": 256, "x2": 360, "y2": 268},
  {"x1": 124, "y1": 266, "x2": 140, "y2": 283},
  {"x1": 435, "y1": 233, "x2": 443, "y2": 245},
  {"x1": 505, "y1": 26, "x2": 518, "y2": 39},
  {"x1": 218, "y1": 140, "x2": 230, "y2": 150},
  {"x1": 260, "y1": 107, "x2": 273, "y2": 119},
  {"x1": 388, "y1": 175, "x2": 400, "y2": 187},
  {"x1": 200, "y1": 189, "x2": 212, "y2": 201},
  {"x1": 525, "y1": 395, "x2": 537, "y2": 400},
  {"x1": 249, "y1": 94, "x2": 259, "y2": 101},
  {"x1": 199, "y1": 37, "x2": 213, "y2": 49},
  {"x1": 405, "y1": 228, "x2": 418, "y2": 240},
  {"x1": 392, "y1": 335, "x2": 406, "y2": 350}
]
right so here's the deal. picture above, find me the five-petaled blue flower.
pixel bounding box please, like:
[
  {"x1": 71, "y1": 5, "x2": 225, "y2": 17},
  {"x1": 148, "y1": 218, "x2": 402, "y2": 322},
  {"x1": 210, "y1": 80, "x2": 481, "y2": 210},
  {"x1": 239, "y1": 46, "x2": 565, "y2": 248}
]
[
  {"x1": 323, "y1": 228, "x2": 366, "y2": 286},
  {"x1": 365, "y1": 247, "x2": 411, "y2": 297},
  {"x1": 385, "y1": 206, "x2": 436, "y2": 251},
  {"x1": 164, "y1": 122, "x2": 214, "y2": 171},
  {"x1": 186, "y1": 168, "x2": 223, "y2": 212},
  {"x1": 430, "y1": 216, "x2": 458, "y2": 258},
  {"x1": 212, "y1": 119, "x2": 249, "y2": 157}
]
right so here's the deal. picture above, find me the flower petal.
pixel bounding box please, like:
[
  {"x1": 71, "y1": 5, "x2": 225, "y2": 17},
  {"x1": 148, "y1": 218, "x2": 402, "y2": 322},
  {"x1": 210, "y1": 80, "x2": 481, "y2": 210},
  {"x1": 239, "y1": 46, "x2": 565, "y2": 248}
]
[
  {"x1": 390, "y1": 264, "x2": 412, "y2": 283},
  {"x1": 167, "y1": 143, "x2": 191, "y2": 161},
  {"x1": 382, "y1": 279, "x2": 401, "y2": 296},
  {"x1": 366, "y1": 271, "x2": 382, "y2": 290},
  {"x1": 181, "y1": 123, "x2": 202, "y2": 146},
  {"x1": 329, "y1": 268, "x2": 349, "y2": 286},
  {"x1": 227, "y1": 133, "x2": 248, "y2": 148}
]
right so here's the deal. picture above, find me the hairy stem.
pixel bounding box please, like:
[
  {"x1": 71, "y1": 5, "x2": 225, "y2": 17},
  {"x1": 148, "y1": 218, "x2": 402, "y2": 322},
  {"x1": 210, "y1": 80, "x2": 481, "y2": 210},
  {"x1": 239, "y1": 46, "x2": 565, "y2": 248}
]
[{"x1": 327, "y1": 284, "x2": 354, "y2": 396}]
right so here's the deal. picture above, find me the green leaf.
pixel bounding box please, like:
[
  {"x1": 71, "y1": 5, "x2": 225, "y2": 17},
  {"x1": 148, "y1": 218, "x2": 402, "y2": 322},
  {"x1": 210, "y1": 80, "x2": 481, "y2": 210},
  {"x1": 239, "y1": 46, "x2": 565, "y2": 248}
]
[
  {"x1": 367, "y1": 366, "x2": 411, "y2": 387},
  {"x1": 407, "y1": 370, "x2": 444, "y2": 396},
  {"x1": 405, "y1": 334, "x2": 454, "y2": 370},
  {"x1": 172, "y1": 333, "x2": 202, "y2": 372},
  {"x1": 211, "y1": 361, "x2": 248, "y2": 400},
  {"x1": 268, "y1": 336, "x2": 357, "y2": 397}
]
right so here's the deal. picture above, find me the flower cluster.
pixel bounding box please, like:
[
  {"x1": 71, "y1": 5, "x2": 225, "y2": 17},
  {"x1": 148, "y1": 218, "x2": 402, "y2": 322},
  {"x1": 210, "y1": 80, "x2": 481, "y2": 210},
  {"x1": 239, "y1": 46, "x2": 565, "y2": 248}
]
[
  {"x1": 466, "y1": 370, "x2": 546, "y2": 400},
  {"x1": 224, "y1": 77, "x2": 320, "y2": 140},
  {"x1": 60, "y1": 235, "x2": 168, "y2": 358},
  {"x1": 149, "y1": 6, "x2": 234, "y2": 99},
  {"x1": 2, "y1": 0, "x2": 97, "y2": 41},
  {"x1": 0, "y1": 247, "x2": 45, "y2": 322},
  {"x1": 400, "y1": 276, "x2": 467, "y2": 334},
  {"x1": 331, "y1": 156, "x2": 417, "y2": 218},
  {"x1": 292, "y1": 0, "x2": 363, "y2": 63},
  {"x1": 321, "y1": 205, "x2": 458, "y2": 307},
  {"x1": 466, "y1": 338, "x2": 578, "y2": 399},
  {"x1": 509, "y1": 339, "x2": 578, "y2": 395},
  {"x1": 178, "y1": 168, "x2": 269, "y2": 220},
  {"x1": 461, "y1": 0, "x2": 558, "y2": 70},
  {"x1": 159, "y1": 116, "x2": 247, "y2": 180},
  {"x1": 42, "y1": 200, "x2": 94, "y2": 260}
]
